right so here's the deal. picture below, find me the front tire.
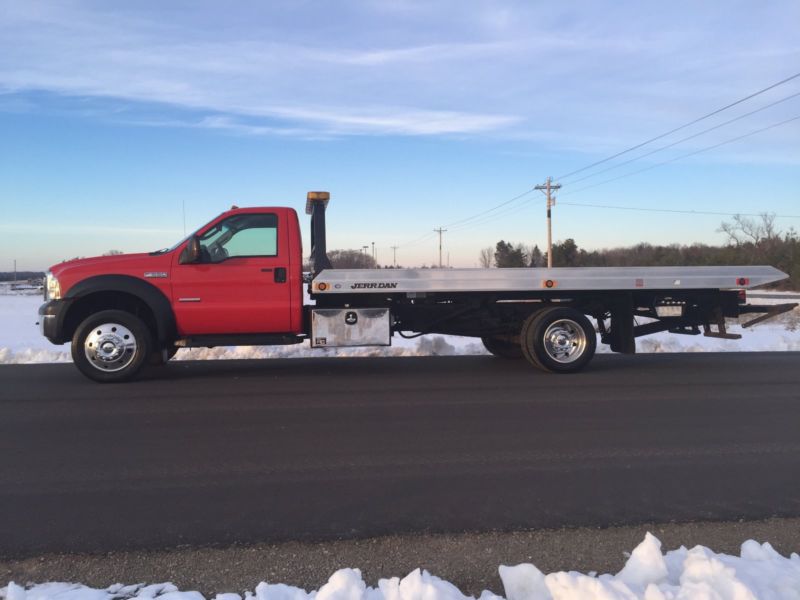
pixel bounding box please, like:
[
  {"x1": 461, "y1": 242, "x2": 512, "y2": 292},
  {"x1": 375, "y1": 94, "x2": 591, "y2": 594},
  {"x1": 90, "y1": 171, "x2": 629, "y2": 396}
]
[
  {"x1": 71, "y1": 310, "x2": 151, "y2": 383},
  {"x1": 521, "y1": 307, "x2": 596, "y2": 373}
]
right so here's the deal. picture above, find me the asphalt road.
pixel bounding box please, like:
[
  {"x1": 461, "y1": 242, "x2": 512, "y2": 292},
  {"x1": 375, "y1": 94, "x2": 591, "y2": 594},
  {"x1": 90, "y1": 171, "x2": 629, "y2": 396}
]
[{"x1": 1, "y1": 352, "x2": 799, "y2": 558}]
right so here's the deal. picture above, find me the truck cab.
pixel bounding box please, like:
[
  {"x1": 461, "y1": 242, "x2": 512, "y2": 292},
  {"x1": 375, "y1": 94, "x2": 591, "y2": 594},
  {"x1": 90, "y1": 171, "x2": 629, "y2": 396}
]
[{"x1": 40, "y1": 206, "x2": 305, "y2": 381}]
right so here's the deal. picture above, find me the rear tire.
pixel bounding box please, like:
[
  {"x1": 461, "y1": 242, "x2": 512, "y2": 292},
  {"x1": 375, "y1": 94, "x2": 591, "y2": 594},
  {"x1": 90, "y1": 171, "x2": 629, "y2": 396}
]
[
  {"x1": 71, "y1": 310, "x2": 151, "y2": 383},
  {"x1": 481, "y1": 336, "x2": 523, "y2": 359},
  {"x1": 521, "y1": 307, "x2": 596, "y2": 373}
]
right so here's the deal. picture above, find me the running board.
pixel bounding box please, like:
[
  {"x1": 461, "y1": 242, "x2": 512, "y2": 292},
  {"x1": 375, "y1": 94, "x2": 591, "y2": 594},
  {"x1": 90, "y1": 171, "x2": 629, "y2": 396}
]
[{"x1": 175, "y1": 334, "x2": 304, "y2": 348}]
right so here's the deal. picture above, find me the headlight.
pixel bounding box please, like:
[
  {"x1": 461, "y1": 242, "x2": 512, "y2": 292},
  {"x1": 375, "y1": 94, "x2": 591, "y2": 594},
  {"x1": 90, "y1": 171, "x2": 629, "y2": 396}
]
[{"x1": 45, "y1": 272, "x2": 61, "y2": 301}]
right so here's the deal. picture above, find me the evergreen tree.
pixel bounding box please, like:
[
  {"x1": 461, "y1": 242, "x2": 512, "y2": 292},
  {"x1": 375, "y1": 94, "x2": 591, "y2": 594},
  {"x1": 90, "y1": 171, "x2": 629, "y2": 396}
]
[{"x1": 494, "y1": 241, "x2": 527, "y2": 267}]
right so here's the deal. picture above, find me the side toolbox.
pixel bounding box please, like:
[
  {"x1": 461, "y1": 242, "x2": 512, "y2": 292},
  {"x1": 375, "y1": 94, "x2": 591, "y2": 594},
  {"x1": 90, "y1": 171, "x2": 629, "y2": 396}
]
[{"x1": 311, "y1": 308, "x2": 391, "y2": 348}]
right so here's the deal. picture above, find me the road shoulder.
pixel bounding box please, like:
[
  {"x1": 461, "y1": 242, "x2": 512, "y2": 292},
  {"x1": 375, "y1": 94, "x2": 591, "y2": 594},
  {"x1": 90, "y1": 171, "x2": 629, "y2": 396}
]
[{"x1": 3, "y1": 518, "x2": 799, "y2": 597}]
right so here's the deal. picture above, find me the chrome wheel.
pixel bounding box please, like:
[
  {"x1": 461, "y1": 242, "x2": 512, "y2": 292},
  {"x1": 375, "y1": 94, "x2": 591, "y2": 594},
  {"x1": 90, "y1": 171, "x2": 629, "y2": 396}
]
[
  {"x1": 84, "y1": 323, "x2": 137, "y2": 372},
  {"x1": 543, "y1": 319, "x2": 587, "y2": 363}
]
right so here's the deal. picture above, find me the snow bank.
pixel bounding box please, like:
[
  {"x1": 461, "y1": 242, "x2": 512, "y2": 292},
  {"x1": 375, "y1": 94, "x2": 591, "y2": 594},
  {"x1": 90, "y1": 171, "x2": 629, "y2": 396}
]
[
  {"x1": 3, "y1": 534, "x2": 799, "y2": 600},
  {"x1": 2, "y1": 294, "x2": 798, "y2": 365}
]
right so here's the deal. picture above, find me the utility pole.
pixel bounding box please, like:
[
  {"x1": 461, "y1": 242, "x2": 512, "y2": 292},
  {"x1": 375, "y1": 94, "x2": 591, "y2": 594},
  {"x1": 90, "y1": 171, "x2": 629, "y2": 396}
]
[
  {"x1": 535, "y1": 177, "x2": 561, "y2": 268},
  {"x1": 371, "y1": 241, "x2": 375, "y2": 262},
  {"x1": 433, "y1": 227, "x2": 447, "y2": 268},
  {"x1": 13, "y1": 259, "x2": 17, "y2": 283},
  {"x1": 361, "y1": 245, "x2": 369, "y2": 257},
  {"x1": 391, "y1": 245, "x2": 398, "y2": 267}
]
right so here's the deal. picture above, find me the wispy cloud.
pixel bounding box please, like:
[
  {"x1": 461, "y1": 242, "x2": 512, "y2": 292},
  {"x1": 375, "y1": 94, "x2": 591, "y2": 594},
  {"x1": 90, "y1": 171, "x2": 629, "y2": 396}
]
[
  {"x1": 198, "y1": 108, "x2": 518, "y2": 137},
  {"x1": 0, "y1": 0, "x2": 798, "y2": 154}
]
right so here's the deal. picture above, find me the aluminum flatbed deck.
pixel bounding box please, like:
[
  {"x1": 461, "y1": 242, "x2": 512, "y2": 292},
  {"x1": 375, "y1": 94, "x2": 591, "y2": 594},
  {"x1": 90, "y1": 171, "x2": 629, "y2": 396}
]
[{"x1": 312, "y1": 265, "x2": 787, "y2": 294}]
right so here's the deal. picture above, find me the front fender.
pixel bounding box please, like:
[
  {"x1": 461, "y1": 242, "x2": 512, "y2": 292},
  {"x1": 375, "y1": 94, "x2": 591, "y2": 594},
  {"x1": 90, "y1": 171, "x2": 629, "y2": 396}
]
[{"x1": 64, "y1": 275, "x2": 177, "y2": 344}]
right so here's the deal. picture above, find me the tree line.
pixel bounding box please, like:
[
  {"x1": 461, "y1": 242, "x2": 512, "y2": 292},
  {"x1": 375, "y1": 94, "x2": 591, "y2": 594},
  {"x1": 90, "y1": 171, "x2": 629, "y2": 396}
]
[
  {"x1": 481, "y1": 214, "x2": 799, "y2": 289},
  {"x1": 0, "y1": 271, "x2": 45, "y2": 282}
]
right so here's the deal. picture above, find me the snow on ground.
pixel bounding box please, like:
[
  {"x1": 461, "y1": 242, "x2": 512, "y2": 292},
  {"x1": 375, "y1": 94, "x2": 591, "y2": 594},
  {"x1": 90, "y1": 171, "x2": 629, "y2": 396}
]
[
  {"x1": 1, "y1": 293, "x2": 798, "y2": 364},
  {"x1": 3, "y1": 534, "x2": 800, "y2": 600}
]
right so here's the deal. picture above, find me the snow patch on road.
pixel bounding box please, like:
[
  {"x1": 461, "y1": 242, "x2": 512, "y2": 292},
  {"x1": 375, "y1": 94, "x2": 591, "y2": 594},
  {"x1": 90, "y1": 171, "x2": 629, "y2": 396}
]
[{"x1": 3, "y1": 534, "x2": 800, "y2": 600}]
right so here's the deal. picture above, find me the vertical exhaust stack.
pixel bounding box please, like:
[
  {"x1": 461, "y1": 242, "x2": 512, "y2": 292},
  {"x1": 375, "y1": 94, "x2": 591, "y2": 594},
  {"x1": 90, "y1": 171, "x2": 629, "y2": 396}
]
[{"x1": 306, "y1": 191, "x2": 333, "y2": 274}]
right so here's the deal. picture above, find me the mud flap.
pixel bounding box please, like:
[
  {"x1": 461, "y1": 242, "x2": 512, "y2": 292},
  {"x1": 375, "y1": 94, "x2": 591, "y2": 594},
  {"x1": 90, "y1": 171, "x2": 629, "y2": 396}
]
[{"x1": 608, "y1": 293, "x2": 636, "y2": 354}]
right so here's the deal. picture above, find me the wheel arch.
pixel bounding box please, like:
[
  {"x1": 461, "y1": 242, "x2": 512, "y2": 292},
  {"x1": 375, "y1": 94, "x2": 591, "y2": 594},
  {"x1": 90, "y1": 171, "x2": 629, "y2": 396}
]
[{"x1": 63, "y1": 275, "x2": 176, "y2": 345}]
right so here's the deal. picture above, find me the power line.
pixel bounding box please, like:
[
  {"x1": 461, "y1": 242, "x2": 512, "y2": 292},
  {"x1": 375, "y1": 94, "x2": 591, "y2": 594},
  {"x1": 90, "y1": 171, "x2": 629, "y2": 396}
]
[
  {"x1": 565, "y1": 89, "x2": 800, "y2": 186},
  {"x1": 560, "y1": 114, "x2": 800, "y2": 197},
  {"x1": 558, "y1": 201, "x2": 800, "y2": 219},
  {"x1": 443, "y1": 188, "x2": 535, "y2": 228},
  {"x1": 395, "y1": 188, "x2": 535, "y2": 248},
  {"x1": 557, "y1": 70, "x2": 800, "y2": 180},
  {"x1": 448, "y1": 201, "x2": 535, "y2": 233},
  {"x1": 448, "y1": 96, "x2": 800, "y2": 231},
  {"x1": 396, "y1": 231, "x2": 437, "y2": 248},
  {"x1": 396, "y1": 75, "x2": 800, "y2": 251}
]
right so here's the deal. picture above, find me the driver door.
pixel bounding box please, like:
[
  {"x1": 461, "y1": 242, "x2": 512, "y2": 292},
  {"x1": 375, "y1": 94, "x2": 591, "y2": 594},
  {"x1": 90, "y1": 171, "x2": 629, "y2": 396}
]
[{"x1": 171, "y1": 211, "x2": 292, "y2": 335}]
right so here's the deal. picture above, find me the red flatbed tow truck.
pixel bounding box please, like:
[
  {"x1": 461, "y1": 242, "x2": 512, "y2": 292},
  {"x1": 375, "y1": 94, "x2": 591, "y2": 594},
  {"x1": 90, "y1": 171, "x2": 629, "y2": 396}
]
[{"x1": 39, "y1": 191, "x2": 797, "y2": 382}]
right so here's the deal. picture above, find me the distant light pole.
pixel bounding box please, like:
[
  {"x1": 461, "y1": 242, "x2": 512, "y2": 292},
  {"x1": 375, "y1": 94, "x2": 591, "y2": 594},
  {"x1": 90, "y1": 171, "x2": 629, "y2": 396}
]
[{"x1": 433, "y1": 227, "x2": 447, "y2": 268}]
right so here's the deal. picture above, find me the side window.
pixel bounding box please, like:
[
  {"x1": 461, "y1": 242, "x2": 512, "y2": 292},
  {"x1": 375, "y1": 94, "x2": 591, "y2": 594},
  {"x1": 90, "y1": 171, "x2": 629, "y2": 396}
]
[{"x1": 198, "y1": 213, "x2": 278, "y2": 263}]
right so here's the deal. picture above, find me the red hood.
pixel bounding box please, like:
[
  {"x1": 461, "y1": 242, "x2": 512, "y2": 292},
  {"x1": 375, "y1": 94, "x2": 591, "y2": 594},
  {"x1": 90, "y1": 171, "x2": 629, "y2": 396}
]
[
  {"x1": 51, "y1": 253, "x2": 152, "y2": 275},
  {"x1": 50, "y1": 252, "x2": 175, "y2": 296}
]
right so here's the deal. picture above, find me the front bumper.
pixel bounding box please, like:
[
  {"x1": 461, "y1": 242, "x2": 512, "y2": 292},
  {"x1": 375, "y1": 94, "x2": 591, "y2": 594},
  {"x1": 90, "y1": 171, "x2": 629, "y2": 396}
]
[{"x1": 38, "y1": 300, "x2": 72, "y2": 345}]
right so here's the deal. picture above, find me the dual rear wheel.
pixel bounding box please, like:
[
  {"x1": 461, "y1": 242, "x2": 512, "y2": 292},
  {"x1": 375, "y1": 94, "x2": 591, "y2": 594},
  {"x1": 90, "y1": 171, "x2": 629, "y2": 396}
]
[{"x1": 482, "y1": 307, "x2": 596, "y2": 373}]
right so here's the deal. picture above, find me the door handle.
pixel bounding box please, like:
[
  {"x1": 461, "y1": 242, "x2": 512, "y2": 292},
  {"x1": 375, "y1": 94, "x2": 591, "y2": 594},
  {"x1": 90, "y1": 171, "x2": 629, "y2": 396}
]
[{"x1": 274, "y1": 267, "x2": 287, "y2": 283}]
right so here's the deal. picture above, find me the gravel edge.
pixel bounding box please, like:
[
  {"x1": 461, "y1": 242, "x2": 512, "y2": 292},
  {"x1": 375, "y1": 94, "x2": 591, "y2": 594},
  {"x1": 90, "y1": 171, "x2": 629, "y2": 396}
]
[{"x1": 3, "y1": 518, "x2": 799, "y2": 597}]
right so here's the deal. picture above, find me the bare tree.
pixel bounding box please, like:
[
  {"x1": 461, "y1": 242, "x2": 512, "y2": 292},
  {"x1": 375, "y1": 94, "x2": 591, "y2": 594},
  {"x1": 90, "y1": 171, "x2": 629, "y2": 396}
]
[
  {"x1": 718, "y1": 213, "x2": 778, "y2": 246},
  {"x1": 479, "y1": 247, "x2": 494, "y2": 268},
  {"x1": 103, "y1": 250, "x2": 124, "y2": 256},
  {"x1": 327, "y1": 249, "x2": 377, "y2": 269}
]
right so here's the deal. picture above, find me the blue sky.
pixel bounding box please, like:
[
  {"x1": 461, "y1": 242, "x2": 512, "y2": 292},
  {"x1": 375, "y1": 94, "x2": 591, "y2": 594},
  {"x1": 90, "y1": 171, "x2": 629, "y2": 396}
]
[{"x1": 1, "y1": 0, "x2": 799, "y2": 270}]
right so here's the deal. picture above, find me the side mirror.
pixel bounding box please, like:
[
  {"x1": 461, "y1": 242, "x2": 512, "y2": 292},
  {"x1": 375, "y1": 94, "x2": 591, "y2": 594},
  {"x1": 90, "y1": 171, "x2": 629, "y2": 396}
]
[{"x1": 179, "y1": 236, "x2": 201, "y2": 264}]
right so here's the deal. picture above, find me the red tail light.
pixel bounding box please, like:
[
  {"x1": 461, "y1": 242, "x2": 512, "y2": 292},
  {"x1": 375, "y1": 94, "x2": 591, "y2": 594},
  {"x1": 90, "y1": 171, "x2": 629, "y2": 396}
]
[{"x1": 738, "y1": 289, "x2": 747, "y2": 303}]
